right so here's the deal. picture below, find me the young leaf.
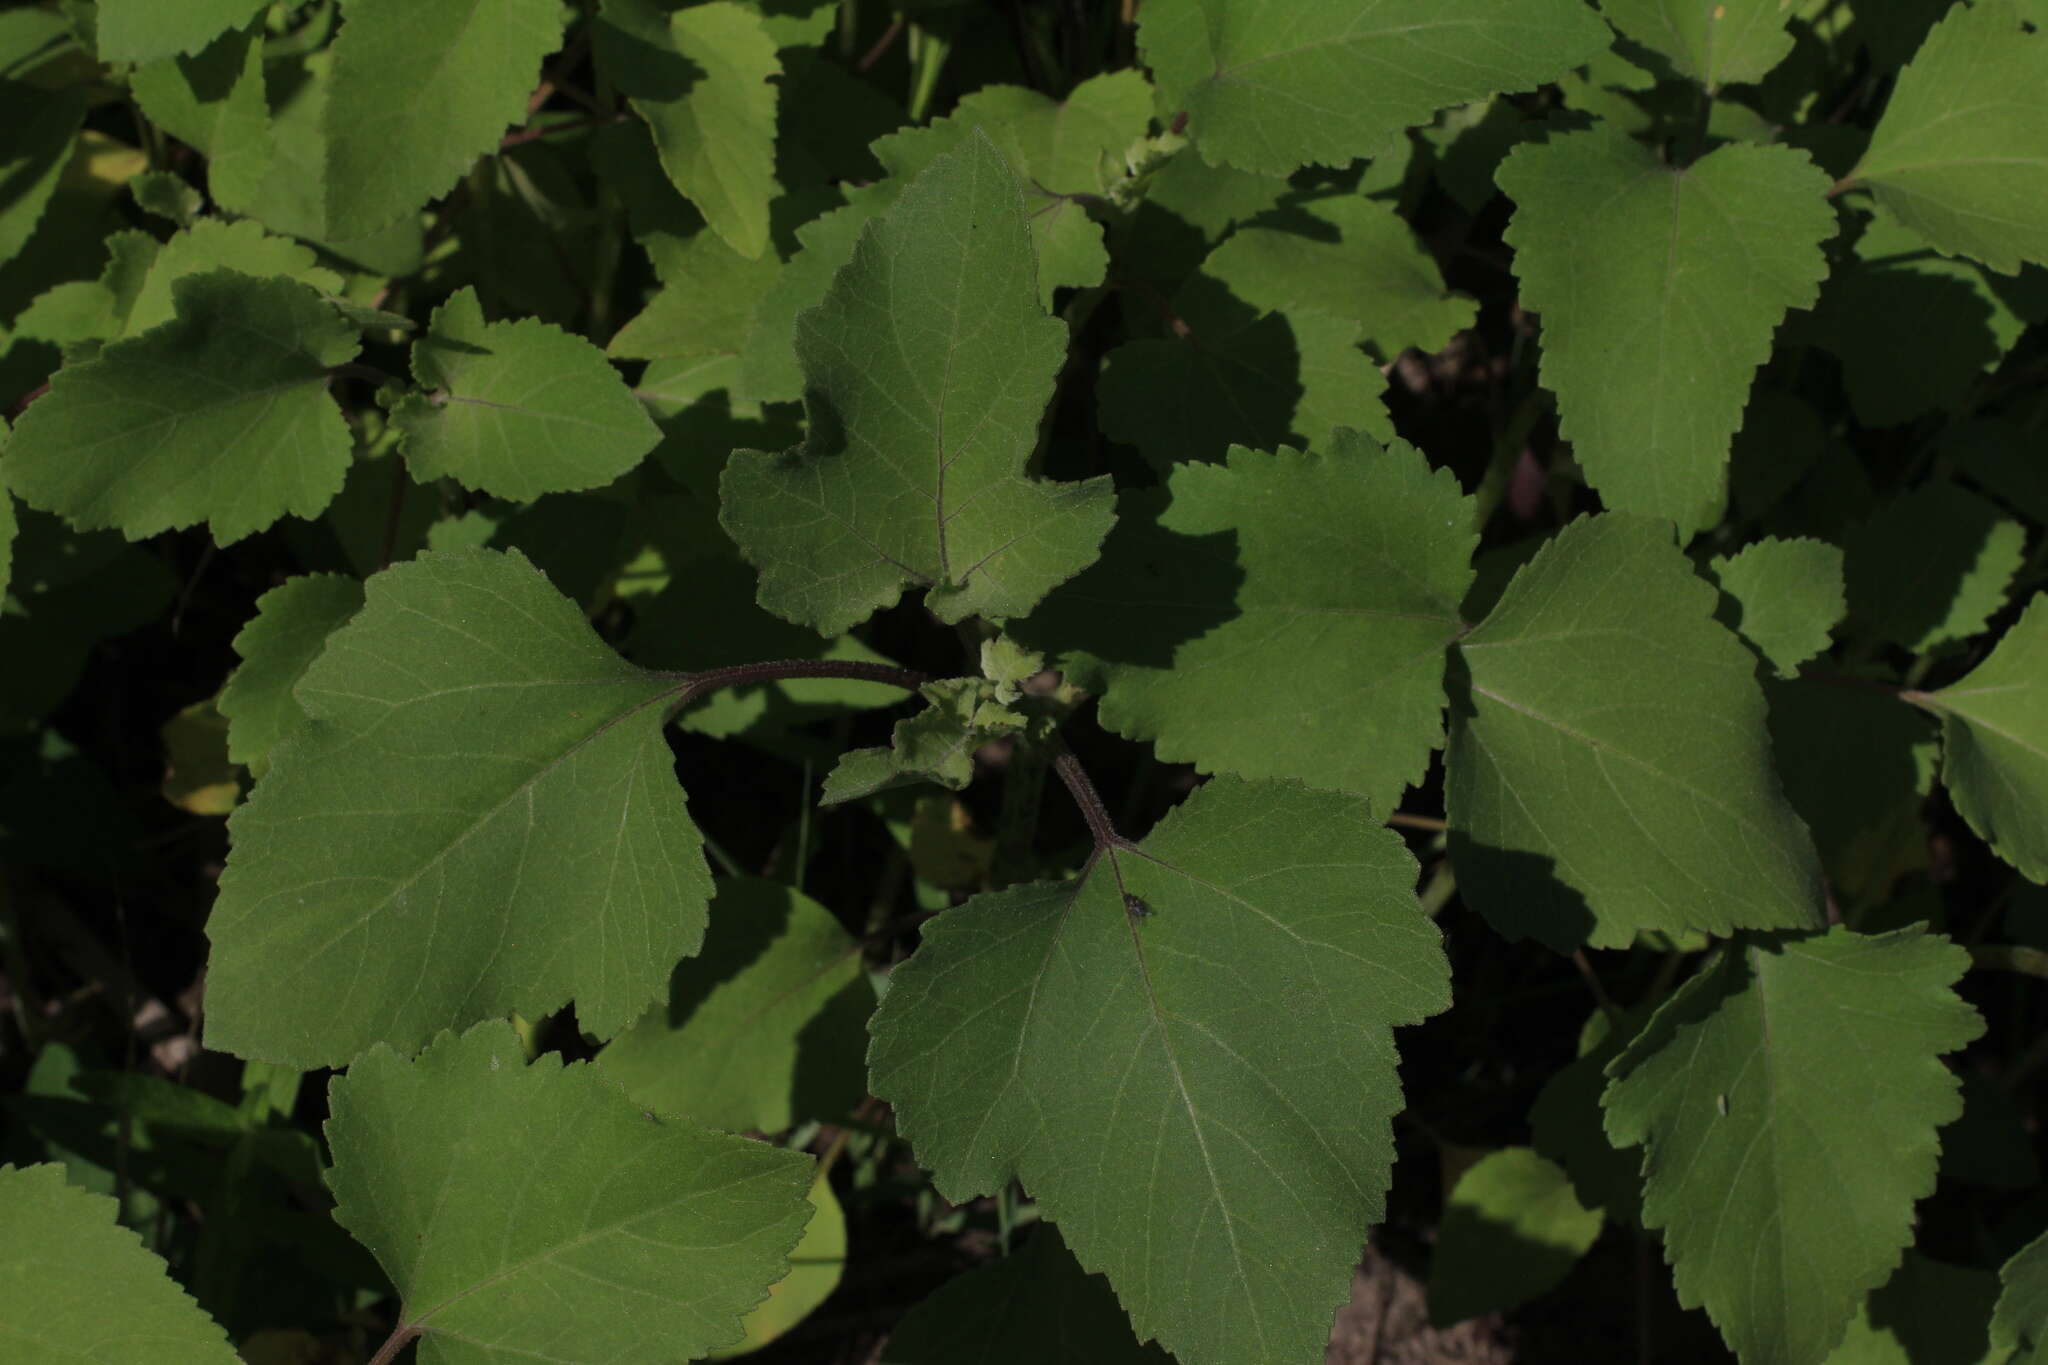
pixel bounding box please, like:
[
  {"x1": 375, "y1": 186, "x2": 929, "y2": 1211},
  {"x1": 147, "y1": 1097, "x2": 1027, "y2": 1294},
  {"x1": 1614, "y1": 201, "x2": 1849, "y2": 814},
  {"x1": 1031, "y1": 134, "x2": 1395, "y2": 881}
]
[
  {"x1": 1994, "y1": 1230, "x2": 2048, "y2": 1364},
  {"x1": 1200, "y1": 191, "x2": 1476, "y2": 361},
  {"x1": 4, "y1": 271, "x2": 359, "y2": 545},
  {"x1": 880, "y1": 1224, "x2": 1173, "y2": 1364},
  {"x1": 1598, "y1": 0, "x2": 1797, "y2": 89},
  {"x1": 204, "y1": 549, "x2": 714, "y2": 1068},
  {"x1": 1445, "y1": 515, "x2": 1826, "y2": 951},
  {"x1": 95, "y1": 0, "x2": 261, "y2": 62},
  {"x1": 1845, "y1": 482, "x2": 2024, "y2": 653},
  {"x1": 326, "y1": 1021, "x2": 814, "y2": 1363},
  {"x1": 868, "y1": 777, "x2": 1452, "y2": 1365},
  {"x1": 1097, "y1": 273, "x2": 1394, "y2": 469},
  {"x1": 599, "y1": 877, "x2": 873, "y2": 1132},
  {"x1": 1425, "y1": 1147, "x2": 1601, "y2": 1327},
  {"x1": 322, "y1": 0, "x2": 566, "y2": 239},
  {"x1": 1020, "y1": 432, "x2": 1474, "y2": 812},
  {"x1": 722, "y1": 133, "x2": 1114, "y2": 635},
  {"x1": 1849, "y1": 0, "x2": 2048, "y2": 273},
  {"x1": 1499, "y1": 127, "x2": 1835, "y2": 535},
  {"x1": 1139, "y1": 0, "x2": 1610, "y2": 176},
  {"x1": 217, "y1": 574, "x2": 366, "y2": 772},
  {"x1": 595, "y1": 0, "x2": 780, "y2": 260},
  {"x1": 129, "y1": 25, "x2": 271, "y2": 213},
  {"x1": 1707, "y1": 537, "x2": 1845, "y2": 677},
  {"x1": 0, "y1": 1162, "x2": 240, "y2": 1363},
  {"x1": 820, "y1": 679, "x2": 1028, "y2": 805},
  {"x1": 390, "y1": 287, "x2": 660, "y2": 500},
  {"x1": 1603, "y1": 927, "x2": 1983, "y2": 1365},
  {"x1": 1916, "y1": 594, "x2": 2048, "y2": 882},
  {"x1": 0, "y1": 82, "x2": 85, "y2": 262}
]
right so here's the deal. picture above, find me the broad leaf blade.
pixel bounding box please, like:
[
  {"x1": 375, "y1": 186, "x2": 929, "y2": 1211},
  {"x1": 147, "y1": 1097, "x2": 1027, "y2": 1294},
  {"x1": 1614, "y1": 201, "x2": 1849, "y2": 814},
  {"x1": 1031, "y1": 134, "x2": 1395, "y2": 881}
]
[
  {"x1": 205, "y1": 549, "x2": 713, "y2": 1067},
  {"x1": 1707, "y1": 537, "x2": 1845, "y2": 677},
  {"x1": 96, "y1": 0, "x2": 262, "y2": 62},
  {"x1": 596, "y1": 0, "x2": 780, "y2": 259},
  {"x1": 1446, "y1": 515, "x2": 1826, "y2": 951},
  {"x1": 1140, "y1": 0, "x2": 1610, "y2": 176},
  {"x1": 323, "y1": 0, "x2": 565, "y2": 239},
  {"x1": 1599, "y1": 0, "x2": 1796, "y2": 88},
  {"x1": 218, "y1": 574, "x2": 366, "y2": 772},
  {"x1": 1845, "y1": 482, "x2": 2023, "y2": 653},
  {"x1": 129, "y1": 25, "x2": 271, "y2": 213},
  {"x1": 0, "y1": 82, "x2": 85, "y2": 262},
  {"x1": 1021, "y1": 432, "x2": 1473, "y2": 811},
  {"x1": 0, "y1": 1163, "x2": 240, "y2": 1364},
  {"x1": 1995, "y1": 1231, "x2": 2048, "y2": 1364},
  {"x1": 869, "y1": 777, "x2": 1452, "y2": 1365},
  {"x1": 721, "y1": 133, "x2": 1114, "y2": 634},
  {"x1": 118, "y1": 218, "x2": 341, "y2": 340},
  {"x1": 4, "y1": 271, "x2": 359, "y2": 544},
  {"x1": 1920, "y1": 593, "x2": 2048, "y2": 881},
  {"x1": 326, "y1": 1021, "x2": 814, "y2": 1364},
  {"x1": 1603, "y1": 928, "x2": 1983, "y2": 1365},
  {"x1": 599, "y1": 877, "x2": 873, "y2": 1132},
  {"x1": 391, "y1": 287, "x2": 660, "y2": 499},
  {"x1": 1500, "y1": 128, "x2": 1835, "y2": 534},
  {"x1": 1850, "y1": 1, "x2": 2048, "y2": 273},
  {"x1": 1425, "y1": 1147, "x2": 1601, "y2": 1326}
]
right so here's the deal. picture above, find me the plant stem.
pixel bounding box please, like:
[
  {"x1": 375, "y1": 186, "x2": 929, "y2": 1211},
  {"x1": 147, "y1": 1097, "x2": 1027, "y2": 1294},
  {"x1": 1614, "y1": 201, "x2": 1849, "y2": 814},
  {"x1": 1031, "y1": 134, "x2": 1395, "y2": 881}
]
[
  {"x1": 670, "y1": 659, "x2": 931, "y2": 709},
  {"x1": 1970, "y1": 944, "x2": 2048, "y2": 981},
  {"x1": 366, "y1": 1324, "x2": 423, "y2": 1365},
  {"x1": 1052, "y1": 748, "x2": 1128, "y2": 852}
]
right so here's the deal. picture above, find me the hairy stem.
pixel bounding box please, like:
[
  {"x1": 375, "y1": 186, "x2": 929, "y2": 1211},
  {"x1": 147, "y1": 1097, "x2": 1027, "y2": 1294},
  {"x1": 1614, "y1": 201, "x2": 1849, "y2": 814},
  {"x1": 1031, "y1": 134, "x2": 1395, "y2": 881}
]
[
  {"x1": 669, "y1": 659, "x2": 931, "y2": 709},
  {"x1": 366, "y1": 1323, "x2": 423, "y2": 1365},
  {"x1": 1053, "y1": 748, "x2": 1128, "y2": 853}
]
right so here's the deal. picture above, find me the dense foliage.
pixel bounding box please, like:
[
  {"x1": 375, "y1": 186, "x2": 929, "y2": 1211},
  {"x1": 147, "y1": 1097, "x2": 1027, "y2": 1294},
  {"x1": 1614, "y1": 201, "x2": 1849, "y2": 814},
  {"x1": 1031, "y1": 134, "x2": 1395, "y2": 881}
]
[{"x1": 3, "y1": 1, "x2": 2048, "y2": 1362}]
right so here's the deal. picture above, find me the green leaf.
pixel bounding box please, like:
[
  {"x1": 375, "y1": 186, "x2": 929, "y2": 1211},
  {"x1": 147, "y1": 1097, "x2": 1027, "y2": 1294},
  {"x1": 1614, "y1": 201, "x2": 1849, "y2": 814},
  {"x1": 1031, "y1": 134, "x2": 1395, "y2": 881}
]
[
  {"x1": 1201, "y1": 190, "x2": 1476, "y2": 361},
  {"x1": 1097, "y1": 273, "x2": 1394, "y2": 469},
  {"x1": 0, "y1": 1163, "x2": 240, "y2": 1363},
  {"x1": 1707, "y1": 537, "x2": 1846, "y2": 677},
  {"x1": 722, "y1": 134, "x2": 1114, "y2": 635},
  {"x1": 607, "y1": 229, "x2": 779, "y2": 366},
  {"x1": 325, "y1": 1020, "x2": 814, "y2": 1363},
  {"x1": 1995, "y1": 1230, "x2": 2048, "y2": 1364},
  {"x1": 218, "y1": 574, "x2": 366, "y2": 773},
  {"x1": 96, "y1": 0, "x2": 261, "y2": 62},
  {"x1": 820, "y1": 678, "x2": 1030, "y2": 805},
  {"x1": 389, "y1": 287, "x2": 660, "y2": 500},
  {"x1": 119, "y1": 218, "x2": 342, "y2": 340},
  {"x1": 129, "y1": 25, "x2": 271, "y2": 213},
  {"x1": 869, "y1": 777, "x2": 1452, "y2": 1365},
  {"x1": 1021, "y1": 432, "x2": 1473, "y2": 812},
  {"x1": 1499, "y1": 127, "x2": 1835, "y2": 534},
  {"x1": 1425, "y1": 1147, "x2": 1601, "y2": 1326},
  {"x1": 1599, "y1": 0, "x2": 1797, "y2": 88},
  {"x1": 322, "y1": 0, "x2": 566, "y2": 239},
  {"x1": 1140, "y1": 0, "x2": 1610, "y2": 176},
  {"x1": 1918, "y1": 593, "x2": 2048, "y2": 882},
  {"x1": 0, "y1": 81, "x2": 84, "y2": 262},
  {"x1": 711, "y1": 1167, "x2": 846, "y2": 1358},
  {"x1": 1446, "y1": 515, "x2": 1826, "y2": 951},
  {"x1": 1849, "y1": 0, "x2": 2048, "y2": 273},
  {"x1": 1603, "y1": 927, "x2": 1983, "y2": 1365},
  {"x1": 1845, "y1": 482, "x2": 2024, "y2": 653},
  {"x1": 4, "y1": 271, "x2": 359, "y2": 544},
  {"x1": 204, "y1": 549, "x2": 714, "y2": 1068},
  {"x1": 596, "y1": 0, "x2": 780, "y2": 260},
  {"x1": 1826, "y1": 1253, "x2": 1999, "y2": 1365},
  {"x1": 599, "y1": 877, "x2": 873, "y2": 1132},
  {"x1": 880, "y1": 1224, "x2": 1174, "y2": 1364}
]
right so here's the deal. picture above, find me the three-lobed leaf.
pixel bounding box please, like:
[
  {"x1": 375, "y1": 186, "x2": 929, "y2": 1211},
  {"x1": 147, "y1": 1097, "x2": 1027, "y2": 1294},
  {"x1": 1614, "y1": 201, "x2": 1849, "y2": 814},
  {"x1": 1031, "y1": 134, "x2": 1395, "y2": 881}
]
[
  {"x1": 205, "y1": 548, "x2": 713, "y2": 1068},
  {"x1": 1446, "y1": 515, "x2": 1826, "y2": 951},
  {"x1": 869, "y1": 776, "x2": 1451, "y2": 1365},
  {"x1": 4, "y1": 271, "x2": 359, "y2": 544},
  {"x1": 326, "y1": 1020, "x2": 814, "y2": 1363},
  {"x1": 1500, "y1": 127, "x2": 1835, "y2": 534},
  {"x1": 722, "y1": 133, "x2": 1114, "y2": 635},
  {"x1": 1603, "y1": 927, "x2": 1983, "y2": 1365},
  {"x1": 391, "y1": 286, "x2": 661, "y2": 500}
]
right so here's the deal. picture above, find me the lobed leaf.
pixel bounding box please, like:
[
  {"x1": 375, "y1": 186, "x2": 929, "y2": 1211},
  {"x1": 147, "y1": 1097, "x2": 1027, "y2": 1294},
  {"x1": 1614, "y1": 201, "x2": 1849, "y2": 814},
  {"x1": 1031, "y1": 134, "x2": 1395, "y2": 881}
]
[
  {"x1": 1021, "y1": 431, "x2": 1473, "y2": 812},
  {"x1": 722, "y1": 133, "x2": 1114, "y2": 635},
  {"x1": 0, "y1": 1163, "x2": 240, "y2": 1363},
  {"x1": 322, "y1": 0, "x2": 566, "y2": 239},
  {"x1": 3, "y1": 271, "x2": 359, "y2": 545},
  {"x1": 869, "y1": 776, "x2": 1452, "y2": 1365},
  {"x1": 1850, "y1": 0, "x2": 2048, "y2": 273},
  {"x1": 1707, "y1": 537, "x2": 1845, "y2": 677},
  {"x1": 218, "y1": 574, "x2": 366, "y2": 772},
  {"x1": 1918, "y1": 593, "x2": 2048, "y2": 882},
  {"x1": 1603, "y1": 927, "x2": 1983, "y2": 1365},
  {"x1": 1139, "y1": 0, "x2": 1610, "y2": 176},
  {"x1": 326, "y1": 1020, "x2": 814, "y2": 1364},
  {"x1": 204, "y1": 549, "x2": 714, "y2": 1068},
  {"x1": 1446, "y1": 515, "x2": 1826, "y2": 951},
  {"x1": 390, "y1": 287, "x2": 661, "y2": 500},
  {"x1": 1500, "y1": 127, "x2": 1835, "y2": 535}
]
